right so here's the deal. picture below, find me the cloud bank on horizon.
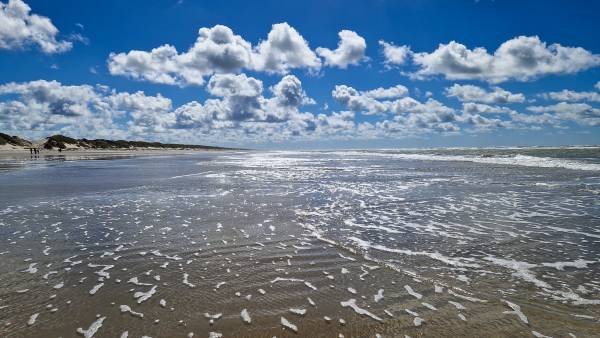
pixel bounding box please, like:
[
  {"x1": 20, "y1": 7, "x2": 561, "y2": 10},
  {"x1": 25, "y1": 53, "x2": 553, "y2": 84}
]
[{"x1": 0, "y1": 0, "x2": 599, "y2": 147}]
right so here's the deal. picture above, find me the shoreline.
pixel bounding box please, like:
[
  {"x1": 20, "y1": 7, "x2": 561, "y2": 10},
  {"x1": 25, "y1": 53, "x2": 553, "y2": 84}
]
[
  {"x1": 0, "y1": 147, "x2": 239, "y2": 158},
  {"x1": 0, "y1": 148, "x2": 241, "y2": 171}
]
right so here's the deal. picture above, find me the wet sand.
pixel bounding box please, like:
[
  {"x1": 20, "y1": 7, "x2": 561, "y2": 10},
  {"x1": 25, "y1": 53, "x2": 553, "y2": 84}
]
[
  {"x1": 0, "y1": 148, "x2": 226, "y2": 171},
  {"x1": 1, "y1": 150, "x2": 599, "y2": 337}
]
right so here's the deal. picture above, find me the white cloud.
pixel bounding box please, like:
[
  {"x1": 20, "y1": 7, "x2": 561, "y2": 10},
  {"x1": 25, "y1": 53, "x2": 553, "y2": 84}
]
[
  {"x1": 108, "y1": 23, "x2": 322, "y2": 86},
  {"x1": 445, "y1": 84, "x2": 525, "y2": 103},
  {"x1": 539, "y1": 89, "x2": 600, "y2": 103},
  {"x1": 0, "y1": 76, "x2": 321, "y2": 140},
  {"x1": 316, "y1": 30, "x2": 367, "y2": 69},
  {"x1": 200, "y1": 73, "x2": 315, "y2": 123},
  {"x1": 2, "y1": 77, "x2": 598, "y2": 145},
  {"x1": 461, "y1": 102, "x2": 515, "y2": 115},
  {"x1": 332, "y1": 82, "x2": 461, "y2": 134},
  {"x1": 392, "y1": 97, "x2": 454, "y2": 117},
  {"x1": 316, "y1": 110, "x2": 355, "y2": 131},
  {"x1": 527, "y1": 102, "x2": 600, "y2": 126},
  {"x1": 206, "y1": 73, "x2": 263, "y2": 98},
  {"x1": 332, "y1": 84, "x2": 391, "y2": 115},
  {"x1": 458, "y1": 113, "x2": 511, "y2": 131},
  {"x1": 410, "y1": 36, "x2": 600, "y2": 83},
  {"x1": 108, "y1": 25, "x2": 253, "y2": 86},
  {"x1": 0, "y1": 0, "x2": 71, "y2": 53},
  {"x1": 596, "y1": 81, "x2": 600, "y2": 91},
  {"x1": 508, "y1": 110, "x2": 556, "y2": 127},
  {"x1": 379, "y1": 40, "x2": 411, "y2": 67},
  {"x1": 363, "y1": 85, "x2": 408, "y2": 99},
  {"x1": 252, "y1": 23, "x2": 321, "y2": 74},
  {"x1": 0, "y1": 80, "x2": 173, "y2": 137},
  {"x1": 269, "y1": 74, "x2": 315, "y2": 107},
  {"x1": 160, "y1": 73, "x2": 321, "y2": 140}
]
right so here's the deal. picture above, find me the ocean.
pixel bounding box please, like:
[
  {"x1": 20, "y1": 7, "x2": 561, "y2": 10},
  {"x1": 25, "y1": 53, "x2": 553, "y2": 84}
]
[{"x1": 0, "y1": 148, "x2": 599, "y2": 337}]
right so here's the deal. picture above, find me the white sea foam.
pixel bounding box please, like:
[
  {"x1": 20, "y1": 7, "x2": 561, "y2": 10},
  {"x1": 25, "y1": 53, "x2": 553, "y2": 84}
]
[
  {"x1": 89, "y1": 283, "x2": 104, "y2": 295},
  {"x1": 289, "y1": 308, "x2": 306, "y2": 316},
  {"x1": 502, "y1": 300, "x2": 528, "y2": 324},
  {"x1": 413, "y1": 317, "x2": 424, "y2": 326},
  {"x1": 484, "y1": 256, "x2": 550, "y2": 289},
  {"x1": 350, "y1": 237, "x2": 480, "y2": 268},
  {"x1": 340, "y1": 298, "x2": 383, "y2": 322},
  {"x1": 448, "y1": 289, "x2": 488, "y2": 303},
  {"x1": 344, "y1": 151, "x2": 600, "y2": 171},
  {"x1": 280, "y1": 316, "x2": 298, "y2": 332},
  {"x1": 182, "y1": 273, "x2": 195, "y2": 288},
  {"x1": 541, "y1": 259, "x2": 597, "y2": 271},
  {"x1": 134, "y1": 285, "x2": 157, "y2": 303},
  {"x1": 76, "y1": 316, "x2": 105, "y2": 338},
  {"x1": 120, "y1": 305, "x2": 144, "y2": 318},
  {"x1": 404, "y1": 285, "x2": 422, "y2": 299},
  {"x1": 422, "y1": 302, "x2": 438, "y2": 311},
  {"x1": 27, "y1": 313, "x2": 39, "y2": 326},
  {"x1": 532, "y1": 331, "x2": 553, "y2": 338},
  {"x1": 240, "y1": 309, "x2": 251, "y2": 324},
  {"x1": 448, "y1": 301, "x2": 466, "y2": 310}
]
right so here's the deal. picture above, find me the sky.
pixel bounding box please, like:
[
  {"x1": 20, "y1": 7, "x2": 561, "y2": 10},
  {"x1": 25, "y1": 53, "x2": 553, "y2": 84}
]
[{"x1": 0, "y1": 0, "x2": 599, "y2": 149}]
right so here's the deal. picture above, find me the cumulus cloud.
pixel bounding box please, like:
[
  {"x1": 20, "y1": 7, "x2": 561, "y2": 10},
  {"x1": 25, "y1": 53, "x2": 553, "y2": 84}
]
[
  {"x1": 269, "y1": 74, "x2": 315, "y2": 107},
  {"x1": 331, "y1": 82, "x2": 462, "y2": 134},
  {"x1": 596, "y1": 81, "x2": 600, "y2": 91},
  {"x1": 0, "y1": 0, "x2": 72, "y2": 53},
  {"x1": 376, "y1": 115, "x2": 459, "y2": 135},
  {"x1": 2, "y1": 77, "x2": 598, "y2": 145},
  {"x1": 0, "y1": 80, "x2": 172, "y2": 137},
  {"x1": 108, "y1": 23, "x2": 321, "y2": 86},
  {"x1": 0, "y1": 76, "x2": 322, "y2": 140},
  {"x1": 331, "y1": 82, "x2": 583, "y2": 135},
  {"x1": 445, "y1": 84, "x2": 525, "y2": 103},
  {"x1": 461, "y1": 102, "x2": 516, "y2": 115},
  {"x1": 527, "y1": 102, "x2": 600, "y2": 126},
  {"x1": 379, "y1": 40, "x2": 411, "y2": 67},
  {"x1": 392, "y1": 97, "x2": 454, "y2": 116},
  {"x1": 200, "y1": 73, "x2": 314, "y2": 123},
  {"x1": 331, "y1": 84, "x2": 409, "y2": 115},
  {"x1": 316, "y1": 30, "x2": 367, "y2": 69},
  {"x1": 158, "y1": 73, "x2": 322, "y2": 140},
  {"x1": 108, "y1": 25, "x2": 253, "y2": 86},
  {"x1": 458, "y1": 113, "x2": 511, "y2": 131},
  {"x1": 207, "y1": 73, "x2": 263, "y2": 98},
  {"x1": 539, "y1": 89, "x2": 600, "y2": 103},
  {"x1": 253, "y1": 23, "x2": 321, "y2": 74},
  {"x1": 409, "y1": 36, "x2": 600, "y2": 83},
  {"x1": 363, "y1": 85, "x2": 409, "y2": 99},
  {"x1": 332, "y1": 84, "x2": 392, "y2": 115},
  {"x1": 316, "y1": 110, "x2": 355, "y2": 131}
]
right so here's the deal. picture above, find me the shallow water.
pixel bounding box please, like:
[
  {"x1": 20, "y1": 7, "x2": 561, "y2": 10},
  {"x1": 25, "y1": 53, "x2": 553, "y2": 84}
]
[{"x1": 0, "y1": 149, "x2": 599, "y2": 337}]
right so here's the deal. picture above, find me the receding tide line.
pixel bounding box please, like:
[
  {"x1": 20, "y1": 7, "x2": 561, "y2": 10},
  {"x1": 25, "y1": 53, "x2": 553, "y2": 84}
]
[
  {"x1": 348, "y1": 152, "x2": 600, "y2": 171},
  {"x1": 348, "y1": 236, "x2": 481, "y2": 268}
]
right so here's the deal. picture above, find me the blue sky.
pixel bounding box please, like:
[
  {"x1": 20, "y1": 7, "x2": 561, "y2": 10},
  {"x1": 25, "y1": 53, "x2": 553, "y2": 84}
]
[{"x1": 0, "y1": 0, "x2": 599, "y2": 149}]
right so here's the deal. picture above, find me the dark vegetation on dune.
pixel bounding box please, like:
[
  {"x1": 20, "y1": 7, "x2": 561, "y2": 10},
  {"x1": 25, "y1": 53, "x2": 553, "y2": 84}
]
[
  {"x1": 1, "y1": 132, "x2": 233, "y2": 150},
  {"x1": 0, "y1": 133, "x2": 33, "y2": 147}
]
